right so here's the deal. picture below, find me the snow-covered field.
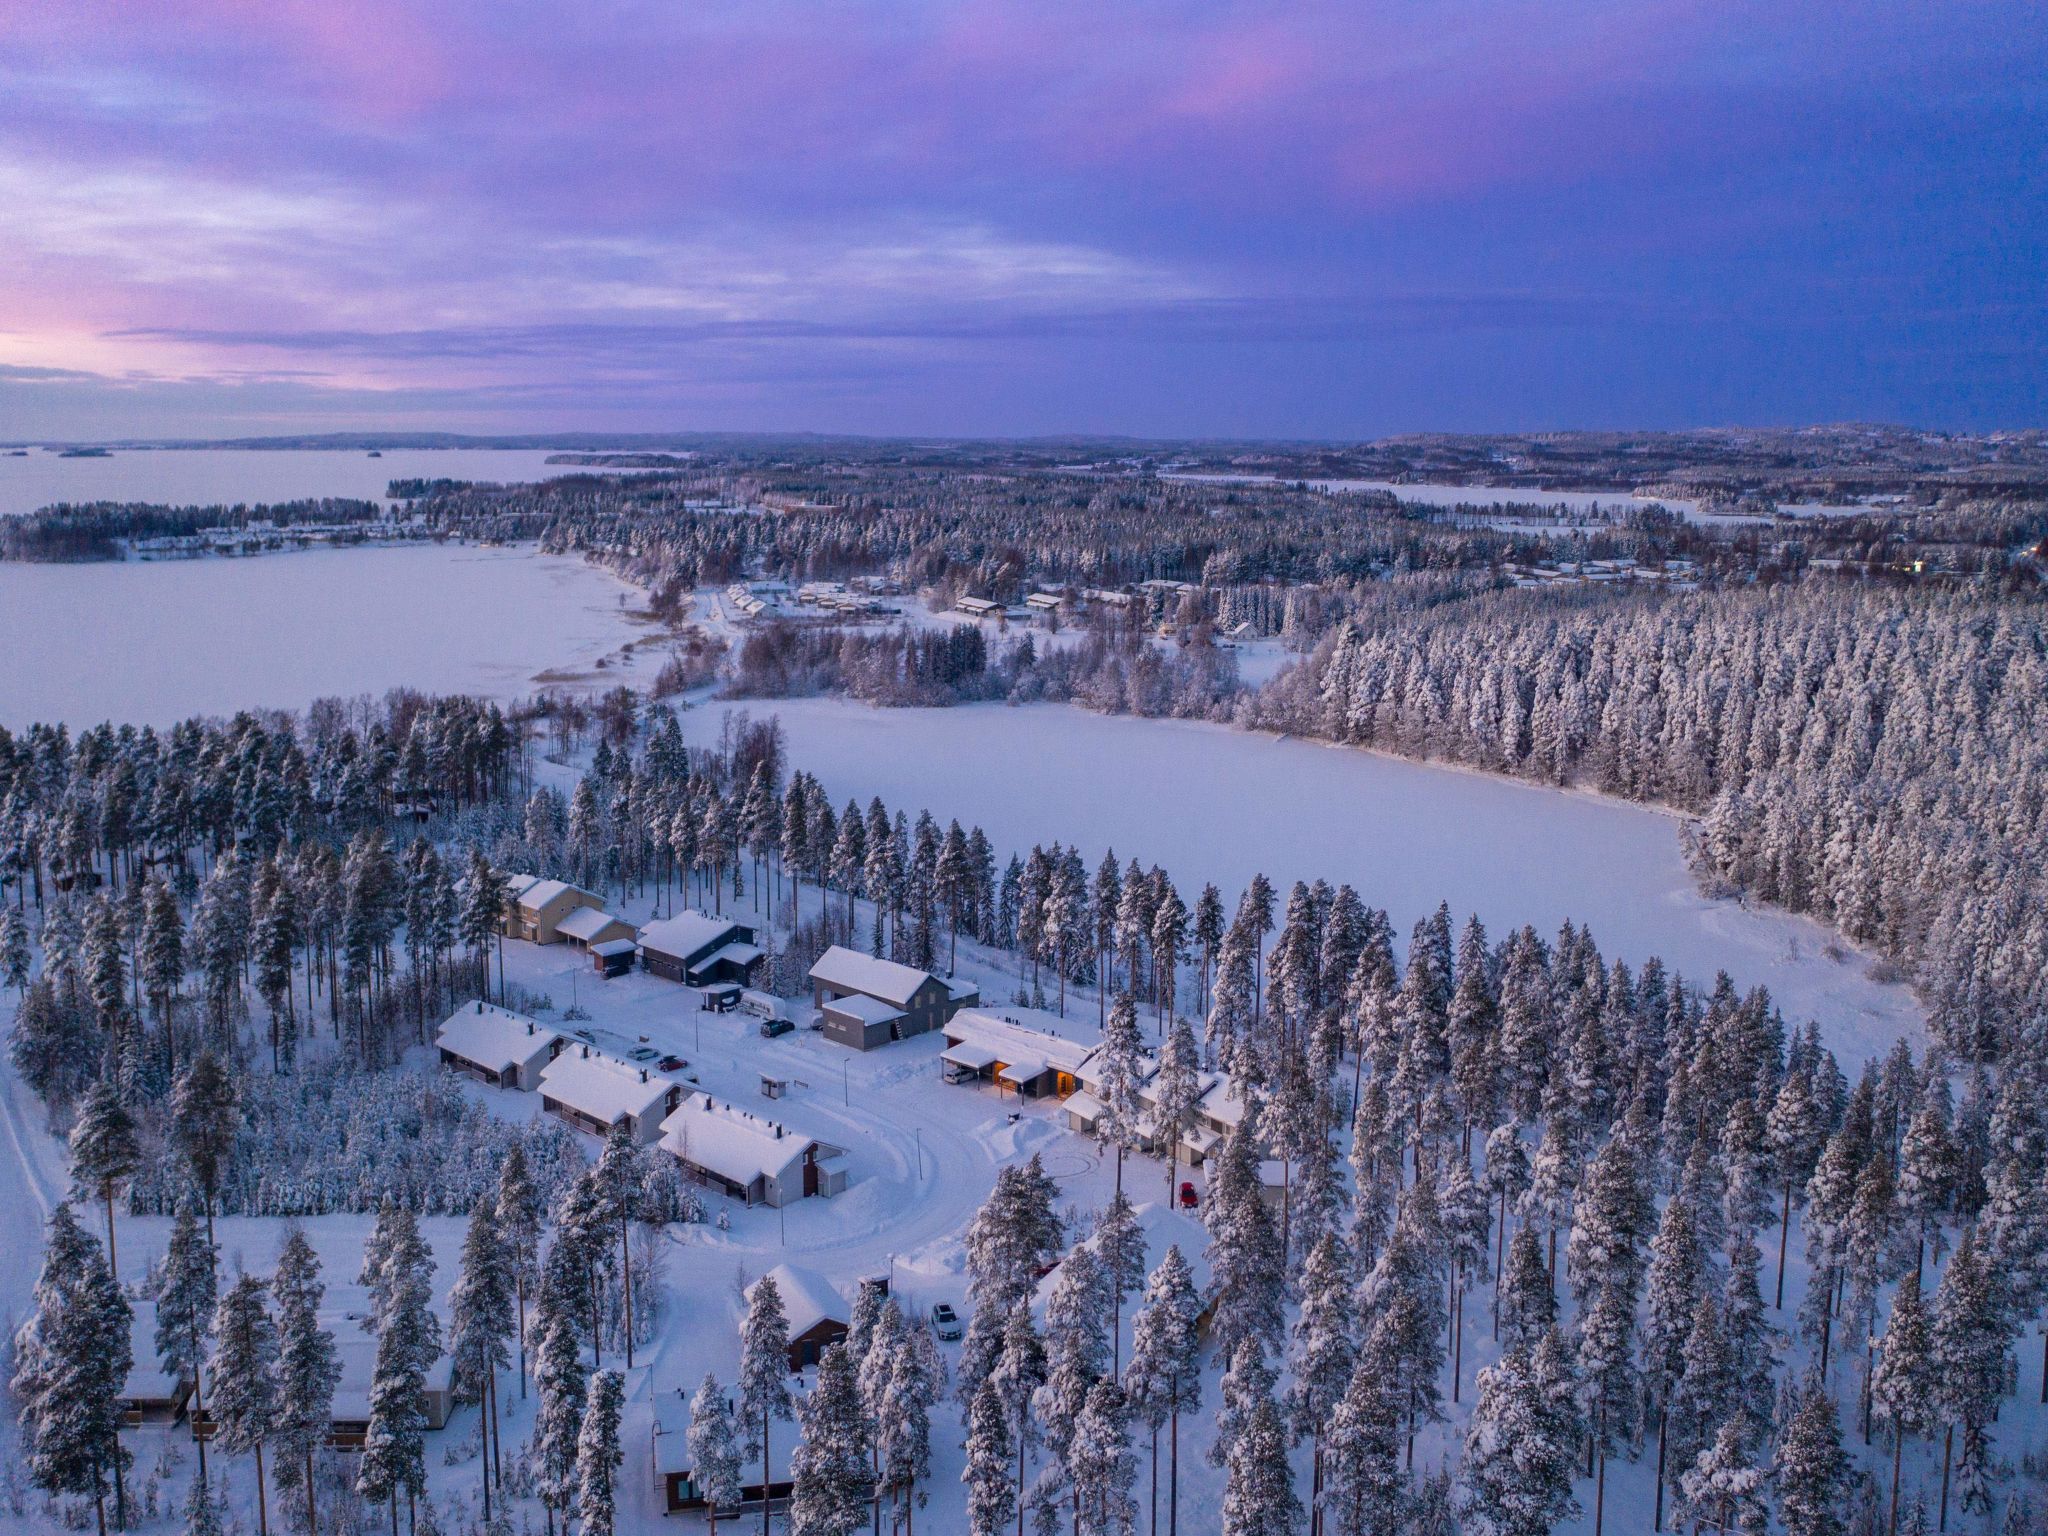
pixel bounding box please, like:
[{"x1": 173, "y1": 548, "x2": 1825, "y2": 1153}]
[
  {"x1": 0, "y1": 447, "x2": 641, "y2": 518},
  {"x1": 0, "y1": 543, "x2": 653, "y2": 727},
  {"x1": 679, "y1": 696, "x2": 1922, "y2": 1062}
]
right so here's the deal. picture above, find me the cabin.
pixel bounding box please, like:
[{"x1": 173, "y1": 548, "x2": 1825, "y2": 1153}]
[
  {"x1": 638, "y1": 910, "x2": 762, "y2": 987},
  {"x1": 120, "y1": 1303, "x2": 193, "y2": 1426},
  {"x1": 329, "y1": 1334, "x2": 454, "y2": 1447},
  {"x1": 655, "y1": 1391, "x2": 794, "y2": 1516},
  {"x1": 659, "y1": 1094, "x2": 848, "y2": 1207},
  {"x1": 748, "y1": 1264, "x2": 849, "y2": 1370},
  {"x1": 1024, "y1": 591, "x2": 1064, "y2": 614},
  {"x1": 954, "y1": 595, "x2": 1003, "y2": 621},
  {"x1": 808, "y1": 945, "x2": 977, "y2": 1049},
  {"x1": 940, "y1": 1007, "x2": 1094, "y2": 1098},
  {"x1": 554, "y1": 905, "x2": 639, "y2": 952},
  {"x1": 500, "y1": 875, "x2": 607, "y2": 945},
  {"x1": 435, "y1": 1000, "x2": 567, "y2": 1091},
  {"x1": 590, "y1": 938, "x2": 638, "y2": 978},
  {"x1": 538, "y1": 1046, "x2": 684, "y2": 1145}
]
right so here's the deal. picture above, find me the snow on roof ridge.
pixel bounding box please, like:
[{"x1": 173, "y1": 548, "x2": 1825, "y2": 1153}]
[{"x1": 809, "y1": 944, "x2": 934, "y2": 1006}]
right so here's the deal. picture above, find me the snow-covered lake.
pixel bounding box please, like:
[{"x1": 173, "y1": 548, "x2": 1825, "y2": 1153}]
[
  {"x1": 0, "y1": 542, "x2": 650, "y2": 727},
  {"x1": 0, "y1": 446, "x2": 640, "y2": 517},
  {"x1": 683, "y1": 695, "x2": 1921, "y2": 1054}
]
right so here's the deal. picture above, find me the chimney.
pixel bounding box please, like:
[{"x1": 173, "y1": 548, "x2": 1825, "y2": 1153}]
[
  {"x1": 581, "y1": 1044, "x2": 589, "y2": 1058},
  {"x1": 640, "y1": 1068, "x2": 648, "y2": 1083},
  {"x1": 526, "y1": 1021, "x2": 534, "y2": 1035},
  {"x1": 476, "y1": 1001, "x2": 483, "y2": 1013}
]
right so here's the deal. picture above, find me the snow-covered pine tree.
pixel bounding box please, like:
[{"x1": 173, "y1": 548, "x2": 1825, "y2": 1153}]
[
  {"x1": 788, "y1": 1343, "x2": 872, "y2": 1536},
  {"x1": 1033, "y1": 1243, "x2": 1111, "y2": 1531},
  {"x1": 209, "y1": 1272, "x2": 282, "y2": 1536},
  {"x1": 1871, "y1": 1269, "x2": 1939, "y2": 1536},
  {"x1": 737, "y1": 1271, "x2": 795, "y2": 1536},
  {"x1": 1774, "y1": 1380, "x2": 1848, "y2": 1536},
  {"x1": 882, "y1": 1321, "x2": 941, "y2": 1533},
  {"x1": 448, "y1": 1189, "x2": 515, "y2": 1514},
  {"x1": 574, "y1": 1370, "x2": 624, "y2": 1536},
  {"x1": 12, "y1": 1203, "x2": 133, "y2": 1535},
  {"x1": 1068, "y1": 1379, "x2": 1136, "y2": 1536},
  {"x1": 357, "y1": 1229, "x2": 437, "y2": 1536},
  {"x1": 1096, "y1": 993, "x2": 1147, "y2": 1194},
  {"x1": 494, "y1": 1141, "x2": 543, "y2": 1395},
  {"x1": 989, "y1": 1299, "x2": 1047, "y2": 1536},
  {"x1": 964, "y1": 1377, "x2": 1016, "y2": 1536},
  {"x1": 1094, "y1": 1191, "x2": 1147, "y2": 1378},
  {"x1": 1458, "y1": 1342, "x2": 1578, "y2": 1536},
  {"x1": 271, "y1": 1226, "x2": 340, "y2": 1536},
  {"x1": 687, "y1": 1373, "x2": 745, "y2": 1534},
  {"x1": 1930, "y1": 1226, "x2": 2007, "y2": 1530},
  {"x1": 531, "y1": 1309, "x2": 586, "y2": 1536},
  {"x1": 1319, "y1": 1346, "x2": 1400, "y2": 1536},
  {"x1": 1677, "y1": 1418, "x2": 1768, "y2": 1536},
  {"x1": 170, "y1": 1047, "x2": 239, "y2": 1241},
  {"x1": 1286, "y1": 1230, "x2": 1356, "y2": 1526},
  {"x1": 1220, "y1": 1365, "x2": 1299, "y2": 1536},
  {"x1": 1123, "y1": 1244, "x2": 1202, "y2": 1536},
  {"x1": 1205, "y1": 1113, "x2": 1286, "y2": 1362},
  {"x1": 1149, "y1": 1013, "x2": 1205, "y2": 1208},
  {"x1": 157, "y1": 1198, "x2": 218, "y2": 1479},
  {"x1": 67, "y1": 1074, "x2": 139, "y2": 1280}
]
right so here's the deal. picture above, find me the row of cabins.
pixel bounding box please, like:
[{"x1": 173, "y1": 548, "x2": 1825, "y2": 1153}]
[
  {"x1": 123, "y1": 1292, "x2": 454, "y2": 1446},
  {"x1": 500, "y1": 875, "x2": 762, "y2": 988},
  {"x1": 435, "y1": 1002, "x2": 843, "y2": 1207}
]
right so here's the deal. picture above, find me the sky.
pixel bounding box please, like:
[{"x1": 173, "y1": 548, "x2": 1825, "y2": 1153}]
[{"x1": 0, "y1": 1, "x2": 2042, "y2": 441}]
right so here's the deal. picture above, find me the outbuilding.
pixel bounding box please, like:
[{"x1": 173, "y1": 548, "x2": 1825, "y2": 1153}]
[
  {"x1": 554, "y1": 905, "x2": 639, "y2": 952},
  {"x1": 590, "y1": 937, "x2": 638, "y2": 978}
]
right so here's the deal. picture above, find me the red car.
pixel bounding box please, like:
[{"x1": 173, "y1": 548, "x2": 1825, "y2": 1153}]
[{"x1": 1179, "y1": 1181, "x2": 1199, "y2": 1210}]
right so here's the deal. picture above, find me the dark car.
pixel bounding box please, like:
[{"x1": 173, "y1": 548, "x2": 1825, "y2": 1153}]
[{"x1": 759, "y1": 1017, "x2": 795, "y2": 1039}]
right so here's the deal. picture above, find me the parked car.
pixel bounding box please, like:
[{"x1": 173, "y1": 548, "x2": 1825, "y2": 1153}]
[
  {"x1": 930, "y1": 1303, "x2": 963, "y2": 1341},
  {"x1": 759, "y1": 1017, "x2": 795, "y2": 1039},
  {"x1": 627, "y1": 1046, "x2": 659, "y2": 1063},
  {"x1": 1179, "y1": 1181, "x2": 1200, "y2": 1211},
  {"x1": 572, "y1": 1028, "x2": 597, "y2": 1045},
  {"x1": 657, "y1": 1055, "x2": 686, "y2": 1072}
]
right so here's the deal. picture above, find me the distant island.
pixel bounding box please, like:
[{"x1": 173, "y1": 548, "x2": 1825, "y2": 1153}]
[{"x1": 57, "y1": 446, "x2": 112, "y2": 458}]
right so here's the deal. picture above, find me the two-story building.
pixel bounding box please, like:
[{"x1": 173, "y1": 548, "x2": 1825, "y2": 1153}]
[{"x1": 809, "y1": 945, "x2": 978, "y2": 1050}]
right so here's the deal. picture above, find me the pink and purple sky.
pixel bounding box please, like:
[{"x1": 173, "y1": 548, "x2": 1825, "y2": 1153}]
[{"x1": 2, "y1": 1, "x2": 2042, "y2": 439}]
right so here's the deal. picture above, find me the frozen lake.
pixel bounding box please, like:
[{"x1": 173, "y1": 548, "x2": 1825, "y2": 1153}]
[
  {"x1": 683, "y1": 695, "x2": 1921, "y2": 1054},
  {"x1": 0, "y1": 542, "x2": 648, "y2": 727},
  {"x1": 0, "y1": 446, "x2": 639, "y2": 517}
]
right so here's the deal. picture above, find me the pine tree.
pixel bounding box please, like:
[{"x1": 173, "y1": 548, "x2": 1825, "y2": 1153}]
[
  {"x1": 13, "y1": 1203, "x2": 133, "y2": 1536},
  {"x1": 881, "y1": 1322, "x2": 941, "y2": 1533},
  {"x1": 448, "y1": 1190, "x2": 515, "y2": 1516},
  {"x1": 1286, "y1": 1231, "x2": 1356, "y2": 1527},
  {"x1": 989, "y1": 1299, "x2": 1047, "y2": 1536},
  {"x1": 574, "y1": 1370, "x2": 624, "y2": 1536},
  {"x1": 271, "y1": 1227, "x2": 340, "y2": 1536},
  {"x1": 1069, "y1": 1380, "x2": 1136, "y2": 1536},
  {"x1": 1096, "y1": 994, "x2": 1148, "y2": 1194},
  {"x1": 1775, "y1": 1381, "x2": 1848, "y2": 1536},
  {"x1": 738, "y1": 1271, "x2": 795, "y2": 1536},
  {"x1": 357, "y1": 1228, "x2": 437, "y2": 1536},
  {"x1": 158, "y1": 1198, "x2": 219, "y2": 1478},
  {"x1": 1496, "y1": 1225, "x2": 1555, "y2": 1357},
  {"x1": 789, "y1": 1344, "x2": 872, "y2": 1536},
  {"x1": 170, "y1": 1047, "x2": 239, "y2": 1241},
  {"x1": 1678, "y1": 1418, "x2": 1768, "y2": 1536},
  {"x1": 1459, "y1": 1343, "x2": 1578, "y2": 1536},
  {"x1": 1871, "y1": 1270, "x2": 1939, "y2": 1536},
  {"x1": 1220, "y1": 1370, "x2": 1299, "y2": 1536},
  {"x1": 964, "y1": 1378, "x2": 1017, "y2": 1536},
  {"x1": 210, "y1": 1272, "x2": 282, "y2": 1536},
  {"x1": 687, "y1": 1373, "x2": 745, "y2": 1535},
  {"x1": 1034, "y1": 1245, "x2": 1111, "y2": 1531},
  {"x1": 1320, "y1": 1348, "x2": 1400, "y2": 1536},
  {"x1": 1930, "y1": 1227, "x2": 2007, "y2": 1531},
  {"x1": 1149, "y1": 1013, "x2": 1205, "y2": 1207},
  {"x1": 531, "y1": 1311, "x2": 586, "y2": 1536},
  {"x1": 495, "y1": 1142, "x2": 543, "y2": 1394},
  {"x1": 68, "y1": 1074, "x2": 139, "y2": 1279}
]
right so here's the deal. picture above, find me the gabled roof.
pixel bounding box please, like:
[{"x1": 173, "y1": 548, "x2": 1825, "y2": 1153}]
[
  {"x1": 639, "y1": 910, "x2": 746, "y2": 964},
  {"x1": 556, "y1": 905, "x2": 631, "y2": 942},
  {"x1": 435, "y1": 1000, "x2": 562, "y2": 1075},
  {"x1": 516, "y1": 878, "x2": 593, "y2": 914},
  {"x1": 747, "y1": 1263, "x2": 847, "y2": 1340},
  {"x1": 946, "y1": 1008, "x2": 1096, "y2": 1075},
  {"x1": 539, "y1": 1047, "x2": 673, "y2": 1124},
  {"x1": 661, "y1": 1093, "x2": 821, "y2": 1188},
  {"x1": 821, "y1": 991, "x2": 905, "y2": 1026},
  {"x1": 809, "y1": 945, "x2": 934, "y2": 1007}
]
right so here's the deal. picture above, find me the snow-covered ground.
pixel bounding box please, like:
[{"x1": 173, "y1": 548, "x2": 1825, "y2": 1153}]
[
  {"x1": 679, "y1": 696, "x2": 1922, "y2": 1064},
  {"x1": 0, "y1": 447, "x2": 644, "y2": 518},
  {"x1": 0, "y1": 543, "x2": 655, "y2": 727}
]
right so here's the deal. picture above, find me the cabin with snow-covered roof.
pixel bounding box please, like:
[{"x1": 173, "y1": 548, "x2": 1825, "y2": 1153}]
[
  {"x1": 500, "y1": 874, "x2": 607, "y2": 945},
  {"x1": 809, "y1": 945, "x2": 977, "y2": 1048},
  {"x1": 435, "y1": 999, "x2": 567, "y2": 1091},
  {"x1": 638, "y1": 910, "x2": 761, "y2": 986},
  {"x1": 941, "y1": 1007, "x2": 1095, "y2": 1098},
  {"x1": 659, "y1": 1094, "x2": 846, "y2": 1207},
  {"x1": 538, "y1": 1045, "x2": 684, "y2": 1144},
  {"x1": 746, "y1": 1263, "x2": 849, "y2": 1369}
]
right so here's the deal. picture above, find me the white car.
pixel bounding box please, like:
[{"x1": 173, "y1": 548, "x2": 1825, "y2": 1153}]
[{"x1": 930, "y1": 1302, "x2": 963, "y2": 1341}]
